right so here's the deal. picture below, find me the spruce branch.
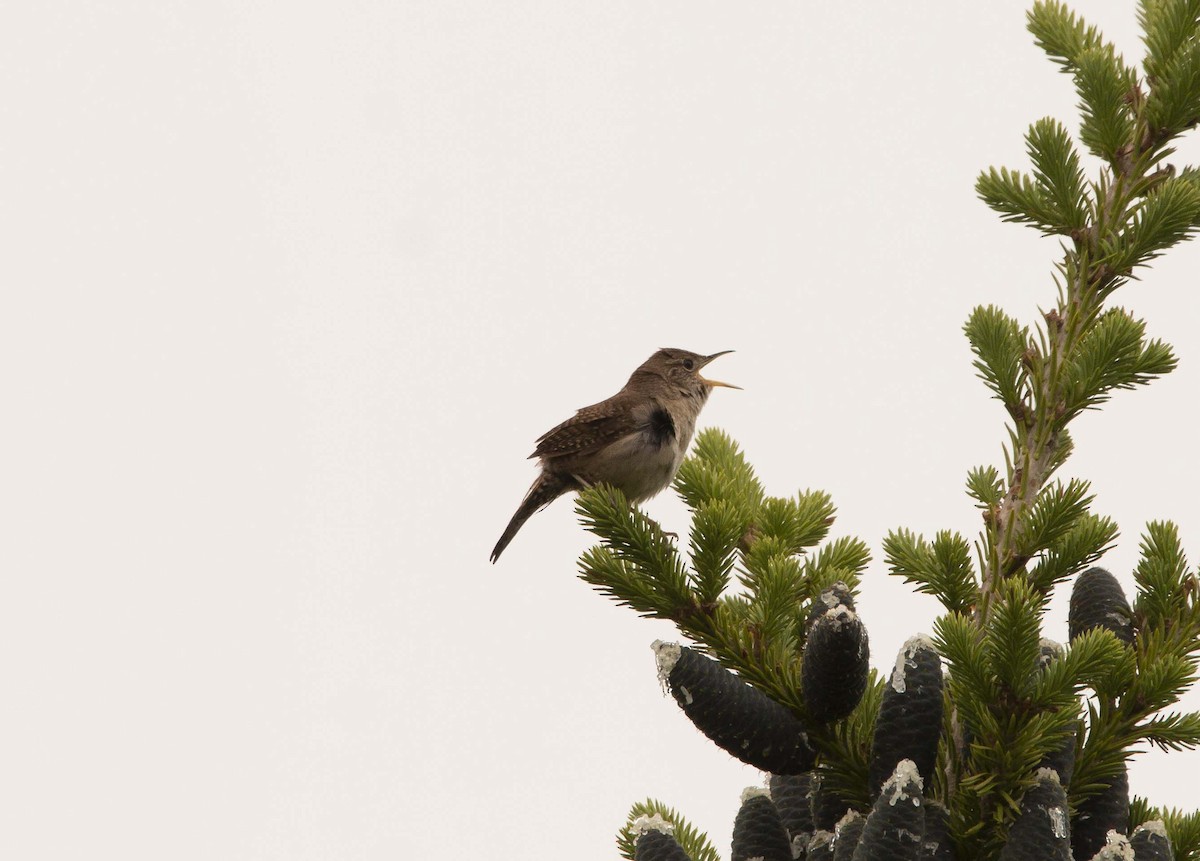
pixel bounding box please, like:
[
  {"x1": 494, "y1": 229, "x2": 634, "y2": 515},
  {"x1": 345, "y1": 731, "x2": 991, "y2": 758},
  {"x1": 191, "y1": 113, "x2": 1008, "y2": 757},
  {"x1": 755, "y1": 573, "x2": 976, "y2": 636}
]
[
  {"x1": 1139, "y1": 0, "x2": 1200, "y2": 86},
  {"x1": 1031, "y1": 627, "x2": 1128, "y2": 707},
  {"x1": 1027, "y1": 1, "x2": 1112, "y2": 72},
  {"x1": 1134, "y1": 520, "x2": 1198, "y2": 627},
  {"x1": 568, "y1": 5, "x2": 1200, "y2": 859},
  {"x1": 964, "y1": 306, "x2": 1029, "y2": 409},
  {"x1": 1026, "y1": 511, "x2": 1120, "y2": 594},
  {"x1": 1138, "y1": 711, "x2": 1200, "y2": 751},
  {"x1": 1100, "y1": 177, "x2": 1200, "y2": 271},
  {"x1": 577, "y1": 487, "x2": 694, "y2": 618},
  {"x1": 883, "y1": 529, "x2": 978, "y2": 616},
  {"x1": 687, "y1": 499, "x2": 743, "y2": 605},
  {"x1": 802, "y1": 535, "x2": 870, "y2": 596},
  {"x1": 577, "y1": 432, "x2": 869, "y2": 722},
  {"x1": 1074, "y1": 46, "x2": 1138, "y2": 166},
  {"x1": 1029, "y1": 117, "x2": 1091, "y2": 230},
  {"x1": 983, "y1": 579, "x2": 1046, "y2": 699},
  {"x1": 976, "y1": 167, "x2": 1067, "y2": 234},
  {"x1": 1068, "y1": 526, "x2": 1200, "y2": 803},
  {"x1": 1147, "y1": 37, "x2": 1200, "y2": 137},
  {"x1": 969, "y1": 8, "x2": 1197, "y2": 619},
  {"x1": 966, "y1": 464, "x2": 1005, "y2": 510}
]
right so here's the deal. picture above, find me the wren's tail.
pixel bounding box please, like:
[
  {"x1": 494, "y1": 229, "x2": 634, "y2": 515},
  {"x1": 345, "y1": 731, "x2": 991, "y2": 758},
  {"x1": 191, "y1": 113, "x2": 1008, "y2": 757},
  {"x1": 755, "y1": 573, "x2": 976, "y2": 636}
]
[{"x1": 490, "y1": 472, "x2": 573, "y2": 563}]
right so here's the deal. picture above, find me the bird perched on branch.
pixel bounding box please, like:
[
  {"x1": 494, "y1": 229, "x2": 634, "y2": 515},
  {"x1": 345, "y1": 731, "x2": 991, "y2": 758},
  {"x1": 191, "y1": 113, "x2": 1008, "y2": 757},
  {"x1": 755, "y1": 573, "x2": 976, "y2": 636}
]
[{"x1": 490, "y1": 348, "x2": 738, "y2": 562}]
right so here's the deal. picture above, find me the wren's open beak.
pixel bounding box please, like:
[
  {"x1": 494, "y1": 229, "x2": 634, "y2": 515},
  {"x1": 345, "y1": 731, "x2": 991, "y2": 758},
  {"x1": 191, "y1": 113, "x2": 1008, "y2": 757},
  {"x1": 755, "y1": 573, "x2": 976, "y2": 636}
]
[{"x1": 698, "y1": 350, "x2": 741, "y2": 389}]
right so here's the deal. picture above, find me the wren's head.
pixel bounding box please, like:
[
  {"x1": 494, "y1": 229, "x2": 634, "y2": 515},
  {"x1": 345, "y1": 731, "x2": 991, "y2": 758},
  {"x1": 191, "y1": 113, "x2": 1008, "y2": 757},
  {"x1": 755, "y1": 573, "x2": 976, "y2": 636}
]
[{"x1": 631, "y1": 348, "x2": 740, "y2": 399}]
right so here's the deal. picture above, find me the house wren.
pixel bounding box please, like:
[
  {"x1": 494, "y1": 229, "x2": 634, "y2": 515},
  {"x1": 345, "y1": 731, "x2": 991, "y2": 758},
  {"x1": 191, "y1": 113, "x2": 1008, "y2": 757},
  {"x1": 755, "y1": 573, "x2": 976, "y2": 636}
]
[{"x1": 490, "y1": 348, "x2": 737, "y2": 562}]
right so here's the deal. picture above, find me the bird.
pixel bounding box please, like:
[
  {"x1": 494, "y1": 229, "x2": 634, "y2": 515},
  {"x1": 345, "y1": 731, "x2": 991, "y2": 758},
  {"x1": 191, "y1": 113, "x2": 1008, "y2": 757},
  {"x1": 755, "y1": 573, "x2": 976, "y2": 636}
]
[{"x1": 490, "y1": 348, "x2": 737, "y2": 562}]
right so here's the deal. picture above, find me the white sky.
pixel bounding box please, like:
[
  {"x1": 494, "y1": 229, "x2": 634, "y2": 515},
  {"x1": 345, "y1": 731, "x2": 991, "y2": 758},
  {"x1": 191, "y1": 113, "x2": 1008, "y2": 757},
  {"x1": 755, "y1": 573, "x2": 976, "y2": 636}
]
[{"x1": 4, "y1": 2, "x2": 1199, "y2": 859}]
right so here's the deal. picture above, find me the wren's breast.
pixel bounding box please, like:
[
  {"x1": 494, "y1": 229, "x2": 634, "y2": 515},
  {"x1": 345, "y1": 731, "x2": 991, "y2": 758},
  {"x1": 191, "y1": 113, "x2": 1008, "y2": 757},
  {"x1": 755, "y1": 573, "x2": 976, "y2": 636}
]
[
  {"x1": 571, "y1": 431, "x2": 665, "y2": 501},
  {"x1": 574, "y1": 402, "x2": 698, "y2": 503}
]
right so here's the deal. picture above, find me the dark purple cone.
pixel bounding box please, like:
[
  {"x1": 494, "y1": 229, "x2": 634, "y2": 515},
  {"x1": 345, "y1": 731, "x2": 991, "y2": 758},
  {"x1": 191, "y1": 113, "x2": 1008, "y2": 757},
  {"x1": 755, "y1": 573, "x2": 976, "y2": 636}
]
[
  {"x1": 810, "y1": 770, "x2": 856, "y2": 832},
  {"x1": 1068, "y1": 567, "x2": 1134, "y2": 646},
  {"x1": 802, "y1": 595, "x2": 870, "y2": 723},
  {"x1": 868, "y1": 637, "x2": 944, "y2": 798},
  {"x1": 832, "y1": 811, "x2": 866, "y2": 861},
  {"x1": 1130, "y1": 819, "x2": 1174, "y2": 861},
  {"x1": 918, "y1": 800, "x2": 954, "y2": 861},
  {"x1": 997, "y1": 769, "x2": 1070, "y2": 861},
  {"x1": 808, "y1": 830, "x2": 835, "y2": 861},
  {"x1": 1036, "y1": 728, "x2": 1077, "y2": 789},
  {"x1": 1033, "y1": 640, "x2": 1076, "y2": 788},
  {"x1": 732, "y1": 792, "x2": 791, "y2": 861},
  {"x1": 805, "y1": 581, "x2": 856, "y2": 631},
  {"x1": 1071, "y1": 763, "x2": 1130, "y2": 861},
  {"x1": 769, "y1": 771, "x2": 815, "y2": 845},
  {"x1": 851, "y1": 760, "x2": 925, "y2": 861},
  {"x1": 635, "y1": 829, "x2": 693, "y2": 861},
  {"x1": 655, "y1": 642, "x2": 816, "y2": 774}
]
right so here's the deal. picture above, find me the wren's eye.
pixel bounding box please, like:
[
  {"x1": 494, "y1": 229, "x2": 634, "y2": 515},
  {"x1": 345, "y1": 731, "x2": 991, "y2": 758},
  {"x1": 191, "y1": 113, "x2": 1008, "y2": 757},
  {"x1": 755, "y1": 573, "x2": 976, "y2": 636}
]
[{"x1": 683, "y1": 359, "x2": 695, "y2": 371}]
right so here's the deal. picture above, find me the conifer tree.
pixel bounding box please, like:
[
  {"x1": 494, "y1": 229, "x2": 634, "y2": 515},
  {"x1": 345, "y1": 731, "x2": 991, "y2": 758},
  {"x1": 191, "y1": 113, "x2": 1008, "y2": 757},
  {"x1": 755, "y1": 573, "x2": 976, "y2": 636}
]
[{"x1": 579, "y1": 3, "x2": 1200, "y2": 860}]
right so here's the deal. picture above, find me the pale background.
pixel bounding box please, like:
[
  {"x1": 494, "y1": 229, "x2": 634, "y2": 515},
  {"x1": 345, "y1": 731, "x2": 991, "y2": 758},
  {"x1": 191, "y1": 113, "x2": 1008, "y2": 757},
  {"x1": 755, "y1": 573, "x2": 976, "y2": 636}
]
[{"x1": 4, "y1": 2, "x2": 1198, "y2": 859}]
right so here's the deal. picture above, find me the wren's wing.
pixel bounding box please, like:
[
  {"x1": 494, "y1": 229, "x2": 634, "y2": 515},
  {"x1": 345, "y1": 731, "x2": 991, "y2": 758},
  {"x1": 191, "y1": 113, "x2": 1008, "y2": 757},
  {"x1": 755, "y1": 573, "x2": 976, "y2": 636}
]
[{"x1": 530, "y1": 397, "x2": 642, "y2": 461}]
